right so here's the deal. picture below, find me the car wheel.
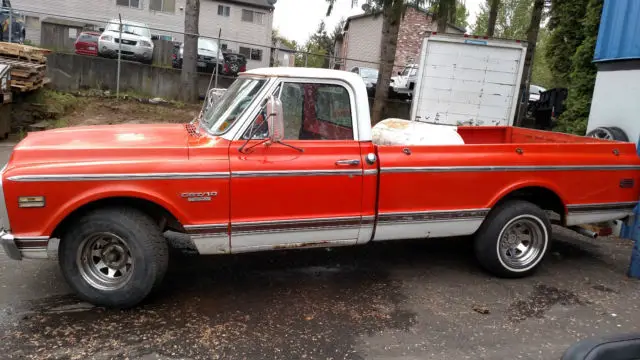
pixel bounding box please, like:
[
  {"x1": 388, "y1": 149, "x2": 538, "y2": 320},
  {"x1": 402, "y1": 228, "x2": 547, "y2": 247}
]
[
  {"x1": 474, "y1": 200, "x2": 551, "y2": 278},
  {"x1": 59, "y1": 207, "x2": 169, "y2": 308},
  {"x1": 586, "y1": 126, "x2": 629, "y2": 142}
]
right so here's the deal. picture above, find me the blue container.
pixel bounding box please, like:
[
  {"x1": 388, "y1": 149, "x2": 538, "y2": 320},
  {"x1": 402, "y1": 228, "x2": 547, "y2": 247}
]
[{"x1": 594, "y1": 0, "x2": 640, "y2": 62}]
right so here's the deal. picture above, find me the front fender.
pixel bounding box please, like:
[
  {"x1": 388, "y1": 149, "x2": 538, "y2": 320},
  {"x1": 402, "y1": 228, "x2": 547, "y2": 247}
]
[{"x1": 42, "y1": 184, "x2": 189, "y2": 236}]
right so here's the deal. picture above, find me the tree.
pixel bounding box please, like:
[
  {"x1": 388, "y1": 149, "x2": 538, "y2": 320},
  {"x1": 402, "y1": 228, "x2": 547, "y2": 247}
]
[
  {"x1": 530, "y1": 27, "x2": 553, "y2": 88},
  {"x1": 327, "y1": 0, "x2": 447, "y2": 125},
  {"x1": 555, "y1": 0, "x2": 603, "y2": 134},
  {"x1": 180, "y1": 0, "x2": 200, "y2": 102},
  {"x1": 487, "y1": 0, "x2": 499, "y2": 36},
  {"x1": 472, "y1": 0, "x2": 532, "y2": 39},
  {"x1": 430, "y1": 1, "x2": 469, "y2": 30},
  {"x1": 515, "y1": 0, "x2": 545, "y2": 125},
  {"x1": 545, "y1": 0, "x2": 590, "y2": 87}
]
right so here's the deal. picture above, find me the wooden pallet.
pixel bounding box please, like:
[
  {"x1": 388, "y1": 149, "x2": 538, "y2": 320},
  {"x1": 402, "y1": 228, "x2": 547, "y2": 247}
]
[{"x1": 0, "y1": 43, "x2": 50, "y2": 64}]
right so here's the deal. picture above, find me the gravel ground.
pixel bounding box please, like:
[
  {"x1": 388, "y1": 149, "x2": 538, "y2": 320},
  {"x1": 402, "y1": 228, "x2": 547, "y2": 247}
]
[{"x1": 0, "y1": 143, "x2": 638, "y2": 359}]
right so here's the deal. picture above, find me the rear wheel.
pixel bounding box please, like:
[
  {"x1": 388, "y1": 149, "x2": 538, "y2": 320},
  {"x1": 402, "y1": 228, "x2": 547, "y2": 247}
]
[
  {"x1": 59, "y1": 207, "x2": 169, "y2": 308},
  {"x1": 474, "y1": 200, "x2": 551, "y2": 278}
]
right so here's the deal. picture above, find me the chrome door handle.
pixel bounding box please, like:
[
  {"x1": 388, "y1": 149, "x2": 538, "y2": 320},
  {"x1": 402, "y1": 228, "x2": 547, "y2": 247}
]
[{"x1": 335, "y1": 159, "x2": 361, "y2": 166}]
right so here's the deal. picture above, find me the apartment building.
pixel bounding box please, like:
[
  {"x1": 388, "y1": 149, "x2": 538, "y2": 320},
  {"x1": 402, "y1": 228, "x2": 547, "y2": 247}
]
[{"x1": 14, "y1": 0, "x2": 274, "y2": 68}]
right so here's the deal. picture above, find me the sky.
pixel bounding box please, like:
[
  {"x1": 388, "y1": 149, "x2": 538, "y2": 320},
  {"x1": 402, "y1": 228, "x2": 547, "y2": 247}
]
[{"x1": 272, "y1": 0, "x2": 484, "y2": 44}]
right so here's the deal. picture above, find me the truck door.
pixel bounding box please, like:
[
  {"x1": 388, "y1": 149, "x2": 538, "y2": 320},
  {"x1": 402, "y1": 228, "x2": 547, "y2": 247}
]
[{"x1": 228, "y1": 80, "x2": 366, "y2": 253}]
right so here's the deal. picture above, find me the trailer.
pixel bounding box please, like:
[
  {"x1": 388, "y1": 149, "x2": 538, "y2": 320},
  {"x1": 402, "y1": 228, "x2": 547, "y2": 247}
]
[{"x1": 410, "y1": 33, "x2": 527, "y2": 127}]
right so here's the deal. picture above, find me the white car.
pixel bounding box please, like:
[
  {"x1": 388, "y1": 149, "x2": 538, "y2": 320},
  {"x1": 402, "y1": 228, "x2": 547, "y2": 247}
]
[
  {"x1": 98, "y1": 19, "x2": 155, "y2": 64},
  {"x1": 529, "y1": 84, "x2": 546, "y2": 102},
  {"x1": 391, "y1": 64, "x2": 418, "y2": 98}
]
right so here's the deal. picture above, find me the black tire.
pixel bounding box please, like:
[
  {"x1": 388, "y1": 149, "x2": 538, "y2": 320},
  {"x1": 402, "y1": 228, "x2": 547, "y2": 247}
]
[
  {"x1": 474, "y1": 200, "x2": 551, "y2": 278},
  {"x1": 586, "y1": 126, "x2": 629, "y2": 142},
  {"x1": 59, "y1": 207, "x2": 169, "y2": 308}
]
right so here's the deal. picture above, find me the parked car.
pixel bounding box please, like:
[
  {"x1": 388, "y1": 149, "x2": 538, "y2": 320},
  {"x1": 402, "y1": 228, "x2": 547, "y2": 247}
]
[
  {"x1": 172, "y1": 38, "x2": 224, "y2": 73},
  {"x1": 221, "y1": 51, "x2": 247, "y2": 77},
  {"x1": 98, "y1": 19, "x2": 154, "y2": 64},
  {"x1": 0, "y1": 0, "x2": 25, "y2": 44},
  {"x1": 350, "y1": 66, "x2": 378, "y2": 97},
  {"x1": 1, "y1": 67, "x2": 639, "y2": 308},
  {"x1": 74, "y1": 31, "x2": 100, "y2": 57},
  {"x1": 391, "y1": 63, "x2": 418, "y2": 99},
  {"x1": 529, "y1": 84, "x2": 546, "y2": 103}
]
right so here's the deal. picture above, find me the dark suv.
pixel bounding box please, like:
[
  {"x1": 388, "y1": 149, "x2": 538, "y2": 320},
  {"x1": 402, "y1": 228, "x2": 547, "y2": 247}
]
[{"x1": 0, "y1": 0, "x2": 25, "y2": 44}]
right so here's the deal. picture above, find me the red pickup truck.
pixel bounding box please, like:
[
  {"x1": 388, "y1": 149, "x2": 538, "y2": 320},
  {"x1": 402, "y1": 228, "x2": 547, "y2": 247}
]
[{"x1": 1, "y1": 68, "x2": 638, "y2": 308}]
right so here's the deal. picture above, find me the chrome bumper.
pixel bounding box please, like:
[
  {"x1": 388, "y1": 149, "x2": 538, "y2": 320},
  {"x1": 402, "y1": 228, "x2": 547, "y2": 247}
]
[
  {"x1": 0, "y1": 230, "x2": 56, "y2": 260},
  {"x1": 0, "y1": 230, "x2": 21, "y2": 260}
]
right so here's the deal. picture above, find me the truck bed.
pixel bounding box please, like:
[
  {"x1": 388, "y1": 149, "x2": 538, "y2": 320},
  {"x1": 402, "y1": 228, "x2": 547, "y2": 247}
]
[{"x1": 458, "y1": 126, "x2": 613, "y2": 144}]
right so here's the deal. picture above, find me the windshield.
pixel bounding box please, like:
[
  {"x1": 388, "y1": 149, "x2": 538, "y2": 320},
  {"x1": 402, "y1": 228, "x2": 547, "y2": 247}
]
[
  {"x1": 401, "y1": 66, "x2": 417, "y2": 76},
  {"x1": 201, "y1": 78, "x2": 267, "y2": 134},
  {"x1": 198, "y1": 38, "x2": 218, "y2": 52},
  {"x1": 105, "y1": 22, "x2": 151, "y2": 38},
  {"x1": 360, "y1": 68, "x2": 378, "y2": 79}
]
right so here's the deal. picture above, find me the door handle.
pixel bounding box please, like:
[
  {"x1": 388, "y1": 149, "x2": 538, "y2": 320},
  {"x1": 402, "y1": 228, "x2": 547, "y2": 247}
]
[{"x1": 335, "y1": 159, "x2": 361, "y2": 166}]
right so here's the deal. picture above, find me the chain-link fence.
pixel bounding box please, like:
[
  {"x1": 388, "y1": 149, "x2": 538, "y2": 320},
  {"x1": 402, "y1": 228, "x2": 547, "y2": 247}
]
[{"x1": 0, "y1": 5, "x2": 387, "y2": 100}]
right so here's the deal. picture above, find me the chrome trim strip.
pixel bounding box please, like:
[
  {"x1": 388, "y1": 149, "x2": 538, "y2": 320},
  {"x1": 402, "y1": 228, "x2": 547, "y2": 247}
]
[
  {"x1": 380, "y1": 165, "x2": 640, "y2": 174},
  {"x1": 566, "y1": 201, "x2": 638, "y2": 212},
  {"x1": 8, "y1": 172, "x2": 230, "y2": 182},
  {"x1": 363, "y1": 169, "x2": 378, "y2": 176},
  {"x1": 232, "y1": 170, "x2": 362, "y2": 178},
  {"x1": 232, "y1": 216, "x2": 362, "y2": 235},
  {"x1": 378, "y1": 209, "x2": 490, "y2": 224}
]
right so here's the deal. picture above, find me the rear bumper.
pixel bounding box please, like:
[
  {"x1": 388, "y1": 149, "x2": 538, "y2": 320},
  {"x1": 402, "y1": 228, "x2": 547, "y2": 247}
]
[{"x1": 0, "y1": 230, "x2": 55, "y2": 260}]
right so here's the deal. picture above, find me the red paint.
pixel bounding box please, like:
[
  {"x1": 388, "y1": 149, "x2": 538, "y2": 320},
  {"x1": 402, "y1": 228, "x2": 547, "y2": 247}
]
[
  {"x1": 74, "y1": 31, "x2": 101, "y2": 57},
  {"x1": 2, "y1": 123, "x2": 639, "y2": 239}
]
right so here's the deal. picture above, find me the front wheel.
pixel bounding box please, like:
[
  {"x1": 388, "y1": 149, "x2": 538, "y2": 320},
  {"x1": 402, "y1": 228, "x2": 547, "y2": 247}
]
[
  {"x1": 59, "y1": 207, "x2": 169, "y2": 308},
  {"x1": 474, "y1": 200, "x2": 551, "y2": 278}
]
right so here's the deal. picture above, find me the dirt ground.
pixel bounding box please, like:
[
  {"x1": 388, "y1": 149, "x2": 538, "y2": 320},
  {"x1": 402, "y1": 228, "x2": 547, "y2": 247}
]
[
  {"x1": 9, "y1": 90, "x2": 203, "y2": 134},
  {"x1": 62, "y1": 96, "x2": 202, "y2": 127}
]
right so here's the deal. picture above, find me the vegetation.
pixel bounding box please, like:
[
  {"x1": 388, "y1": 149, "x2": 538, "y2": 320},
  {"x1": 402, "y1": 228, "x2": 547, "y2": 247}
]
[
  {"x1": 472, "y1": 0, "x2": 532, "y2": 39},
  {"x1": 554, "y1": 0, "x2": 603, "y2": 134}
]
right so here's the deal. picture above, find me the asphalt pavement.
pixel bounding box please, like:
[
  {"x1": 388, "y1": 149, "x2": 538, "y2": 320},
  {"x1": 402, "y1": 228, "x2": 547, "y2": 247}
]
[{"x1": 0, "y1": 143, "x2": 639, "y2": 360}]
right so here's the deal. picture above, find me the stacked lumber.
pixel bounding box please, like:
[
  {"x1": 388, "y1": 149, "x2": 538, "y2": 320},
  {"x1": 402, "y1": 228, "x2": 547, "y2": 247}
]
[{"x1": 0, "y1": 42, "x2": 51, "y2": 93}]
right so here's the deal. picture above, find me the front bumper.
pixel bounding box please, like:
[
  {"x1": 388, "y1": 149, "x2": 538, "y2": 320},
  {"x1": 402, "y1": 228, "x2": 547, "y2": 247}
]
[
  {"x1": 99, "y1": 41, "x2": 153, "y2": 60},
  {"x1": 0, "y1": 230, "x2": 56, "y2": 260}
]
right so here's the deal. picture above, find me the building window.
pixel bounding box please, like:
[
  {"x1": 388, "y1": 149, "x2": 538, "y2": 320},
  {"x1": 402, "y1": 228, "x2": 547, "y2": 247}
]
[
  {"x1": 217, "y1": 5, "x2": 230, "y2": 17},
  {"x1": 241, "y1": 9, "x2": 265, "y2": 25},
  {"x1": 116, "y1": 0, "x2": 141, "y2": 8},
  {"x1": 239, "y1": 46, "x2": 263, "y2": 61},
  {"x1": 150, "y1": 0, "x2": 175, "y2": 12}
]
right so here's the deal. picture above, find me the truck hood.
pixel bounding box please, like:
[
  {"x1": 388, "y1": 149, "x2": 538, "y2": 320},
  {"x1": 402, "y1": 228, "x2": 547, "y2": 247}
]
[{"x1": 8, "y1": 124, "x2": 189, "y2": 167}]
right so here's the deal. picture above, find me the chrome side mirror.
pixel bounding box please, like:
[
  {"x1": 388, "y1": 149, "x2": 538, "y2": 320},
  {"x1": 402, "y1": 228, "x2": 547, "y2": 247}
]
[{"x1": 266, "y1": 95, "x2": 284, "y2": 143}]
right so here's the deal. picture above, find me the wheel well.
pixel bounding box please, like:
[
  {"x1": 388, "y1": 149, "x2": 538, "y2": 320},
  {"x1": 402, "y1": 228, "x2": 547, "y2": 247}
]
[
  {"x1": 51, "y1": 197, "x2": 184, "y2": 239},
  {"x1": 494, "y1": 186, "x2": 566, "y2": 224}
]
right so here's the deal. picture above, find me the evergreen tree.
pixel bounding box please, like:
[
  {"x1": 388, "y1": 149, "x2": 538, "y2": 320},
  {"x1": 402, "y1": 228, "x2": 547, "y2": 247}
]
[
  {"x1": 545, "y1": 0, "x2": 590, "y2": 87},
  {"x1": 555, "y1": 0, "x2": 603, "y2": 134}
]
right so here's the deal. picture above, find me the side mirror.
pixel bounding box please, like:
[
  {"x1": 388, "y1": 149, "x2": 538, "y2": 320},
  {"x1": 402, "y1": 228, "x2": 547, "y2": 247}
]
[
  {"x1": 151, "y1": 34, "x2": 159, "y2": 40},
  {"x1": 99, "y1": 27, "x2": 105, "y2": 32},
  {"x1": 398, "y1": 71, "x2": 402, "y2": 75},
  {"x1": 266, "y1": 95, "x2": 284, "y2": 143}
]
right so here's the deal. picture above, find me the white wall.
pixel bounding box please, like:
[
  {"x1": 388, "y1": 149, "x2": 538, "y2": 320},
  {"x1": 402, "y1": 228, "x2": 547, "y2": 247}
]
[
  {"x1": 587, "y1": 67, "x2": 640, "y2": 143},
  {"x1": 344, "y1": 16, "x2": 382, "y2": 71}
]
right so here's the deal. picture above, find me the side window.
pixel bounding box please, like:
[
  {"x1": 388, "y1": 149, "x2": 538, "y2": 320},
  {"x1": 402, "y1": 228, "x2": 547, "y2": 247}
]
[{"x1": 243, "y1": 82, "x2": 354, "y2": 141}]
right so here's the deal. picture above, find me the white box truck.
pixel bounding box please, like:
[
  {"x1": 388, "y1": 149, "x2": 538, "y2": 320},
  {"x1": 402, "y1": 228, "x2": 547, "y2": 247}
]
[{"x1": 410, "y1": 33, "x2": 528, "y2": 126}]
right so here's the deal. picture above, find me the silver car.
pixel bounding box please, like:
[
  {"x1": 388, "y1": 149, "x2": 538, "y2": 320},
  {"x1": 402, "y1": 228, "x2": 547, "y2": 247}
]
[{"x1": 98, "y1": 19, "x2": 154, "y2": 64}]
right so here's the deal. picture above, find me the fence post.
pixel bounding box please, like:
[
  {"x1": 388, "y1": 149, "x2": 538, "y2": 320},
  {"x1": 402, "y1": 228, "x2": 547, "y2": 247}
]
[
  {"x1": 117, "y1": 14, "x2": 122, "y2": 99},
  {"x1": 215, "y1": 28, "x2": 221, "y2": 89},
  {"x1": 8, "y1": 8, "x2": 12, "y2": 43}
]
